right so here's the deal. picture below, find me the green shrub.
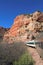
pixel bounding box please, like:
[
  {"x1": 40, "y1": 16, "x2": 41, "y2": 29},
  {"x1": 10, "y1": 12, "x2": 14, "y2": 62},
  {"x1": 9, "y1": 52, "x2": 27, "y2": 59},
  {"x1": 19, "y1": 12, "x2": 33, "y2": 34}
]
[{"x1": 13, "y1": 52, "x2": 34, "y2": 65}]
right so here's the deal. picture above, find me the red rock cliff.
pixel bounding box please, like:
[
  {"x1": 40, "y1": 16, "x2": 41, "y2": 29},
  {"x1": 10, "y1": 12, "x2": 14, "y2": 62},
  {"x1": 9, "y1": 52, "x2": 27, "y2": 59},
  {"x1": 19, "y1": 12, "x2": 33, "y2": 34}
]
[{"x1": 3, "y1": 11, "x2": 43, "y2": 42}]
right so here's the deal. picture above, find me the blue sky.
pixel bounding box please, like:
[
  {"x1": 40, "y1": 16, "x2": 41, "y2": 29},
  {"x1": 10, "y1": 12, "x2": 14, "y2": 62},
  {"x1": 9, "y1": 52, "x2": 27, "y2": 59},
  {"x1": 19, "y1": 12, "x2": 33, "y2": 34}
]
[{"x1": 0, "y1": 0, "x2": 43, "y2": 28}]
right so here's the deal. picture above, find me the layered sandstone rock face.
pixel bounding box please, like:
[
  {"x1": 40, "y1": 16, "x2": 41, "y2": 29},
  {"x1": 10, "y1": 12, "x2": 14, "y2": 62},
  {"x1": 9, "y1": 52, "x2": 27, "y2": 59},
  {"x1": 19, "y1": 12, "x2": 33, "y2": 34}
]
[{"x1": 3, "y1": 11, "x2": 43, "y2": 42}]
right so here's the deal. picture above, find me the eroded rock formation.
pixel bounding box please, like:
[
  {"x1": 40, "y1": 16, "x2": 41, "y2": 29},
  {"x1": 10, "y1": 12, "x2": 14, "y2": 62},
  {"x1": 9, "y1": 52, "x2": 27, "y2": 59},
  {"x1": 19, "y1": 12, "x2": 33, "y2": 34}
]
[{"x1": 0, "y1": 11, "x2": 43, "y2": 42}]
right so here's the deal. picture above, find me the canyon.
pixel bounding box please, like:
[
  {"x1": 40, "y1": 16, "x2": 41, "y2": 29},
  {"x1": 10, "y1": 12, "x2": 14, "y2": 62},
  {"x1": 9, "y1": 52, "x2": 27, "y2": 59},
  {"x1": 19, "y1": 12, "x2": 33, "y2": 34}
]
[{"x1": 0, "y1": 11, "x2": 43, "y2": 43}]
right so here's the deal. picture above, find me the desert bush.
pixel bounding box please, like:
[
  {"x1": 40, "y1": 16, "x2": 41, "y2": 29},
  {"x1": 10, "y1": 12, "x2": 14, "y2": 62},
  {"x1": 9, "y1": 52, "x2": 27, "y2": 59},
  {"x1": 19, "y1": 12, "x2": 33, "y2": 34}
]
[
  {"x1": 13, "y1": 52, "x2": 34, "y2": 65},
  {"x1": 0, "y1": 41, "x2": 27, "y2": 65}
]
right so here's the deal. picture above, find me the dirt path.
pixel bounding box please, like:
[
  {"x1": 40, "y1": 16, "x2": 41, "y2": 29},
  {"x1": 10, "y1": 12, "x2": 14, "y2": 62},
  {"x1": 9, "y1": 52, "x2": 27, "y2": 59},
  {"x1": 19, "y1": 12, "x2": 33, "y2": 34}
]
[{"x1": 27, "y1": 47, "x2": 43, "y2": 65}]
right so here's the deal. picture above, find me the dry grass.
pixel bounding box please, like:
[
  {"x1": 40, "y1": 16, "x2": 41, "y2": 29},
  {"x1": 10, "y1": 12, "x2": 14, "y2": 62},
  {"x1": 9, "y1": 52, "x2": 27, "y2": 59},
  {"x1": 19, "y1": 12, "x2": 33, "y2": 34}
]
[{"x1": 0, "y1": 41, "x2": 27, "y2": 65}]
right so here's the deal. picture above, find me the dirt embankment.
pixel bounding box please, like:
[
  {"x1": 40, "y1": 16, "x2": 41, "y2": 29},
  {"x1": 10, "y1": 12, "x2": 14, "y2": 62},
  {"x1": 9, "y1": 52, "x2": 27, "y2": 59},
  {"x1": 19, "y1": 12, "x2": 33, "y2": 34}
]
[{"x1": 27, "y1": 47, "x2": 43, "y2": 65}]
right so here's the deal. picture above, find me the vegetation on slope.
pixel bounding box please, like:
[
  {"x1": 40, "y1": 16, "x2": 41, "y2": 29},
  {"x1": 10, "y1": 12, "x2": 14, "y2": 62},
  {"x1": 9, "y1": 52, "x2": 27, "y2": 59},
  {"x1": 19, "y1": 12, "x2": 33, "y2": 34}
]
[{"x1": 0, "y1": 41, "x2": 34, "y2": 65}]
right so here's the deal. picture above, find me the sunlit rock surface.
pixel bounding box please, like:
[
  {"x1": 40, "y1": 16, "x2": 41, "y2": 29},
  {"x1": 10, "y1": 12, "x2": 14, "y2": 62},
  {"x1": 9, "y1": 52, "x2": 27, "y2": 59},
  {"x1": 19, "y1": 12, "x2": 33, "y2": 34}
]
[{"x1": 0, "y1": 11, "x2": 43, "y2": 42}]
